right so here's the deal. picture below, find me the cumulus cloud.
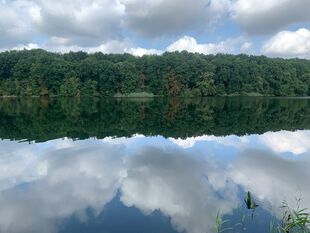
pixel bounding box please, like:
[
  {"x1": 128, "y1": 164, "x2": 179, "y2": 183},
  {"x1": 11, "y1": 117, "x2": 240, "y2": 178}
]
[
  {"x1": 120, "y1": 0, "x2": 230, "y2": 37},
  {"x1": 42, "y1": 38, "x2": 163, "y2": 56},
  {"x1": 124, "y1": 47, "x2": 163, "y2": 56},
  {"x1": 1, "y1": 36, "x2": 160, "y2": 56},
  {"x1": 0, "y1": 1, "x2": 31, "y2": 48},
  {"x1": 231, "y1": 0, "x2": 310, "y2": 35},
  {"x1": 30, "y1": 0, "x2": 125, "y2": 46},
  {"x1": 259, "y1": 130, "x2": 310, "y2": 155},
  {"x1": 1, "y1": 0, "x2": 233, "y2": 48},
  {"x1": 0, "y1": 137, "x2": 240, "y2": 233},
  {"x1": 43, "y1": 35, "x2": 247, "y2": 56},
  {"x1": 0, "y1": 140, "x2": 126, "y2": 233},
  {"x1": 240, "y1": 41, "x2": 253, "y2": 53},
  {"x1": 4, "y1": 35, "x2": 247, "y2": 56},
  {"x1": 10, "y1": 43, "x2": 39, "y2": 51},
  {"x1": 43, "y1": 39, "x2": 131, "y2": 54},
  {"x1": 0, "y1": 131, "x2": 309, "y2": 232},
  {"x1": 230, "y1": 149, "x2": 310, "y2": 217},
  {"x1": 169, "y1": 134, "x2": 248, "y2": 149},
  {"x1": 170, "y1": 130, "x2": 310, "y2": 156},
  {"x1": 166, "y1": 36, "x2": 245, "y2": 54},
  {"x1": 0, "y1": 140, "x2": 39, "y2": 191},
  {"x1": 262, "y1": 28, "x2": 310, "y2": 58},
  {"x1": 1, "y1": 0, "x2": 310, "y2": 56},
  {"x1": 121, "y1": 146, "x2": 238, "y2": 233},
  {"x1": 169, "y1": 131, "x2": 310, "y2": 217}
]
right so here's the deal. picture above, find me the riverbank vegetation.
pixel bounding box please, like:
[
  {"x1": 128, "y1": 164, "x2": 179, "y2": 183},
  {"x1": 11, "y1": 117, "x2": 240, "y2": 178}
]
[
  {"x1": 0, "y1": 49, "x2": 309, "y2": 97},
  {"x1": 216, "y1": 193, "x2": 310, "y2": 233}
]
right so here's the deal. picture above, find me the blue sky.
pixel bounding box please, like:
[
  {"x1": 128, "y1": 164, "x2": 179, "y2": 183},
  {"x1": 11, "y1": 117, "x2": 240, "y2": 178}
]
[{"x1": 1, "y1": 0, "x2": 310, "y2": 58}]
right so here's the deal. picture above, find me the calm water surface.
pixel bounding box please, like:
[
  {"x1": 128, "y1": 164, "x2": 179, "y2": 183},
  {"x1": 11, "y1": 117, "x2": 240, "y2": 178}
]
[{"x1": 0, "y1": 97, "x2": 309, "y2": 233}]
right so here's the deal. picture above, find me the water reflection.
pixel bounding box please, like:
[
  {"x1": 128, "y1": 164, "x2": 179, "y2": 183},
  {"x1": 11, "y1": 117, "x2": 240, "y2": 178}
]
[
  {"x1": 0, "y1": 130, "x2": 309, "y2": 233},
  {"x1": 0, "y1": 97, "x2": 309, "y2": 141}
]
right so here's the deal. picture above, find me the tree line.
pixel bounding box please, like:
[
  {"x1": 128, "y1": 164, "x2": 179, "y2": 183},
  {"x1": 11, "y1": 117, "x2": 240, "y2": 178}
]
[{"x1": 0, "y1": 49, "x2": 309, "y2": 97}]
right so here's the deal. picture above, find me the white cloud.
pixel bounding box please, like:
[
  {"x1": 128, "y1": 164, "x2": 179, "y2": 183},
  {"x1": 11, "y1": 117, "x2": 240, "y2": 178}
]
[
  {"x1": 0, "y1": 139, "x2": 126, "y2": 233},
  {"x1": 262, "y1": 28, "x2": 310, "y2": 58},
  {"x1": 121, "y1": 146, "x2": 238, "y2": 233},
  {"x1": 240, "y1": 41, "x2": 253, "y2": 52},
  {"x1": 0, "y1": 131, "x2": 310, "y2": 232},
  {"x1": 1, "y1": 0, "x2": 310, "y2": 54},
  {"x1": 2, "y1": 35, "x2": 249, "y2": 56},
  {"x1": 170, "y1": 130, "x2": 310, "y2": 156},
  {"x1": 42, "y1": 38, "x2": 162, "y2": 56},
  {"x1": 30, "y1": 0, "x2": 125, "y2": 46},
  {"x1": 124, "y1": 47, "x2": 163, "y2": 56},
  {"x1": 169, "y1": 134, "x2": 246, "y2": 149},
  {"x1": 0, "y1": 1, "x2": 31, "y2": 48},
  {"x1": 168, "y1": 130, "x2": 310, "y2": 218},
  {"x1": 230, "y1": 149, "x2": 310, "y2": 217},
  {"x1": 0, "y1": 137, "x2": 239, "y2": 233},
  {"x1": 11, "y1": 43, "x2": 39, "y2": 51},
  {"x1": 167, "y1": 36, "x2": 244, "y2": 55},
  {"x1": 24, "y1": 35, "x2": 246, "y2": 56},
  {"x1": 43, "y1": 39, "x2": 131, "y2": 54},
  {"x1": 120, "y1": 0, "x2": 230, "y2": 37},
  {"x1": 0, "y1": 140, "x2": 39, "y2": 191},
  {"x1": 231, "y1": 0, "x2": 310, "y2": 34},
  {"x1": 0, "y1": 0, "x2": 232, "y2": 48},
  {"x1": 259, "y1": 130, "x2": 310, "y2": 155}
]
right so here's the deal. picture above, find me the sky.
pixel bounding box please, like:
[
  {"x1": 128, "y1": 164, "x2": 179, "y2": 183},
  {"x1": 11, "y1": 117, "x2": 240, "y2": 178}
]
[{"x1": 1, "y1": 0, "x2": 310, "y2": 58}]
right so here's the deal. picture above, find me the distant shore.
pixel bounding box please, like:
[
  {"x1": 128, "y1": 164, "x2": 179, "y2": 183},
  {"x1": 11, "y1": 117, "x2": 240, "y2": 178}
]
[{"x1": 1, "y1": 94, "x2": 309, "y2": 99}]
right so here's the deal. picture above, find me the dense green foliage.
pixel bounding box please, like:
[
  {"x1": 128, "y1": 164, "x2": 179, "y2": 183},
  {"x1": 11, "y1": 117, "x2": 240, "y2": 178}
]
[
  {"x1": 0, "y1": 49, "x2": 309, "y2": 97},
  {"x1": 0, "y1": 97, "x2": 309, "y2": 141}
]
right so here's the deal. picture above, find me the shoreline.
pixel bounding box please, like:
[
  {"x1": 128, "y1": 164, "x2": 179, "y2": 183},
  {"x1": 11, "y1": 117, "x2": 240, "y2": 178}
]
[{"x1": 0, "y1": 95, "x2": 309, "y2": 99}]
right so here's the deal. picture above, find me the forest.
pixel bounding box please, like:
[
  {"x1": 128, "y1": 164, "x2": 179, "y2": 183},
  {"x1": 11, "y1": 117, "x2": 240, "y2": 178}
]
[{"x1": 0, "y1": 49, "x2": 309, "y2": 97}]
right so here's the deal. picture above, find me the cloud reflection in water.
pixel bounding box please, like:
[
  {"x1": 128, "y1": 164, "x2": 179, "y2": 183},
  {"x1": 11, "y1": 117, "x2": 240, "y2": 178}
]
[{"x1": 0, "y1": 130, "x2": 309, "y2": 233}]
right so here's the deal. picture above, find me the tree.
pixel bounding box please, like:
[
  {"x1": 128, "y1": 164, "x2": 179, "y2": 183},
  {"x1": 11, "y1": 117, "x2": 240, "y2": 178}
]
[
  {"x1": 81, "y1": 80, "x2": 99, "y2": 96},
  {"x1": 60, "y1": 72, "x2": 81, "y2": 97},
  {"x1": 168, "y1": 69, "x2": 181, "y2": 96},
  {"x1": 139, "y1": 73, "x2": 146, "y2": 90},
  {"x1": 29, "y1": 64, "x2": 41, "y2": 96},
  {"x1": 195, "y1": 72, "x2": 216, "y2": 96},
  {"x1": 0, "y1": 50, "x2": 309, "y2": 97}
]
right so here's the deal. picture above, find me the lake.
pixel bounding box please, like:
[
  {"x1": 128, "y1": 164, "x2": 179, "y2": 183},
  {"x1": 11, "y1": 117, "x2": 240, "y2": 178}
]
[{"x1": 0, "y1": 97, "x2": 309, "y2": 233}]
